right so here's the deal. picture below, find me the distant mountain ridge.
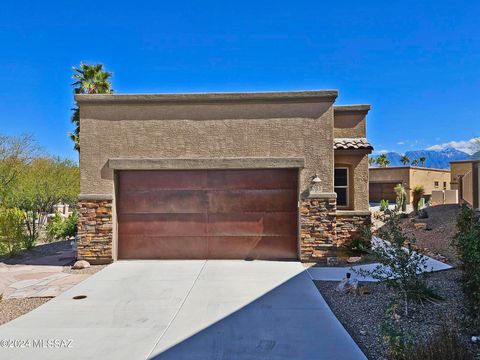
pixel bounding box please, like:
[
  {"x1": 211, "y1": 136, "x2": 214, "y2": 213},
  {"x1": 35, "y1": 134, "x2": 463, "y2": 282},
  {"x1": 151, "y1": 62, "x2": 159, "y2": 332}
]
[{"x1": 371, "y1": 147, "x2": 472, "y2": 169}]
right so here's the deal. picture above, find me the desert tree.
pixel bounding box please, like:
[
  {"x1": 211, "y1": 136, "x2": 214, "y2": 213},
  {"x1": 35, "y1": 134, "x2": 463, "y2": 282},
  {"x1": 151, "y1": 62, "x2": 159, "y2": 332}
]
[{"x1": 70, "y1": 63, "x2": 113, "y2": 152}]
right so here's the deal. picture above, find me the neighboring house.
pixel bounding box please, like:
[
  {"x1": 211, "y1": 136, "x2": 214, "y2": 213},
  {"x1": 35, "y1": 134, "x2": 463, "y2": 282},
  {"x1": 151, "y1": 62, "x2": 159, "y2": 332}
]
[
  {"x1": 53, "y1": 203, "x2": 70, "y2": 217},
  {"x1": 76, "y1": 90, "x2": 373, "y2": 264},
  {"x1": 450, "y1": 160, "x2": 480, "y2": 209},
  {"x1": 369, "y1": 166, "x2": 450, "y2": 204}
]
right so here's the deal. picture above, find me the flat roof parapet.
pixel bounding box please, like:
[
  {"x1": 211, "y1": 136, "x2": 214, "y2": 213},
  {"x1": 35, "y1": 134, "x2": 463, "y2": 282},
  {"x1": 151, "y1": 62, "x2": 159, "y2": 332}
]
[{"x1": 75, "y1": 90, "x2": 339, "y2": 104}]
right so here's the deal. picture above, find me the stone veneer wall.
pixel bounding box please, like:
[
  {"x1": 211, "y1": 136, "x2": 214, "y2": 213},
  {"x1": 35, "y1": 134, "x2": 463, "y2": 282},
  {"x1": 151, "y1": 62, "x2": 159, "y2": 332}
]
[
  {"x1": 77, "y1": 198, "x2": 113, "y2": 264},
  {"x1": 77, "y1": 195, "x2": 370, "y2": 264},
  {"x1": 336, "y1": 213, "x2": 372, "y2": 245},
  {"x1": 300, "y1": 195, "x2": 337, "y2": 261},
  {"x1": 300, "y1": 194, "x2": 371, "y2": 262}
]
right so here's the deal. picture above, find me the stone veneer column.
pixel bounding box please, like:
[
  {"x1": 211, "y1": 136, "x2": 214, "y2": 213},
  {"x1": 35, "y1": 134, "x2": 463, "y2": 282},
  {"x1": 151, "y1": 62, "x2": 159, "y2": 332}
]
[
  {"x1": 299, "y1": 192, "x2": 337, "y2": 261},
  {"x1": 77, "y1": 195, "x2": 113, "y2": 264}
]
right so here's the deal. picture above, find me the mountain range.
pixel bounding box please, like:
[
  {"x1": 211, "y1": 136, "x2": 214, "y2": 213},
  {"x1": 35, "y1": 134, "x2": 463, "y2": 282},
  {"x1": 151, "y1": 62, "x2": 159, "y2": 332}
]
[{"x1": 371, "y1": 147, "x2": 476, "y2": 169}]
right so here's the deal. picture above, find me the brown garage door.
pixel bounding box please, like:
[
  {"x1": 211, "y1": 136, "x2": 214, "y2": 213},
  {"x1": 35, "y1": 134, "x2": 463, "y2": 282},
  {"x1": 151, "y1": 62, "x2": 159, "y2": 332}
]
[
  {"x1": 369, "y1": 182, "x2": 398, "y2": 202},
  {"x1": 117, "y1": 169, "x2": 298, "y2": 260}
]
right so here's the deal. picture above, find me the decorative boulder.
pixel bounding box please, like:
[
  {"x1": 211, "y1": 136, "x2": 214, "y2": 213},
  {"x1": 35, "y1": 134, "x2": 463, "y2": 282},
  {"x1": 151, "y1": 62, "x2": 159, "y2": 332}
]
[
  {"x1": 347, "y1": 256, "x2": 362, "y2": 264},
  {"x1": 72, "y1": 260, "x2": 90, "y2": 269}
]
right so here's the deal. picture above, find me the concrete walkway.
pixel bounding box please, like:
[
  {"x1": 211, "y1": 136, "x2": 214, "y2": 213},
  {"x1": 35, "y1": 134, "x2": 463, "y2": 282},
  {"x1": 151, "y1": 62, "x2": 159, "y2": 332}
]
[
  {"x1": 308, "y1": 237, "x2": 453, "y2": 282},
  {"x1": 307, "y1": 256, "x2": 452, "y2": 282},
  {"x1": 0, "y1": 260, "x2": 366, "y2": 360}
]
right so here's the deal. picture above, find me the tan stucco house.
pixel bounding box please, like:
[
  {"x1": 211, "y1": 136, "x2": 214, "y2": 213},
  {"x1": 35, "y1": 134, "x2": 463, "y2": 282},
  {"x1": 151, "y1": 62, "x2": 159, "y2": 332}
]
[
  {"x1": 77, "y1": 90, "x2": 373, "y2": 264},
  {"x1": 369, "y1": 166, "x2": 450, "y2": 204},
  {"x1": 450, "y1": 160, "x2": 480, "y2": 209}
]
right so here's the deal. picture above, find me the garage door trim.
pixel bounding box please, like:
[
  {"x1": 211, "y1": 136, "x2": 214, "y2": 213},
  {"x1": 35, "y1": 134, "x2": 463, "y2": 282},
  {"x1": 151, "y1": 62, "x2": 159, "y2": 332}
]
[{"x1": 108, "y1": 157, "x2": 305, "y2": 170}]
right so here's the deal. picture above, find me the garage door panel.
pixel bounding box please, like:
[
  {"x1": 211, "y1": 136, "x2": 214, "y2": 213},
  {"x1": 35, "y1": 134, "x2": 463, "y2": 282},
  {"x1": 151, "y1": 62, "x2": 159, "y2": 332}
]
[
  {"x1": 118, "y1": 236, "x2": 208, "y2": 259},
  {"x1": 117, "y1": 169, "x2": 298, "y2": 260},
  {"x1": 208, "y1": 189, "x2": 297, "y2": 213},
  {"x1": 207, "y1": 236, "x2": 298, "y2": 259},
  {"x1": 369, "y1": 182, "x2": 397, "y2": 202},
  {"x1": 118, "y1": 190, "x2": 208, "y2": 214},
  {"x1": 118, "y1": 214, "x2": 207, "y2": 236},
  {"x1": 119, "y1": 170, "x2": 208, "y2": 191},
  {"x1": 207, "y1": 169, "x2": 297, "y2": 190},
  {"x1": 207, "y1": 213, "x2": 297, "y2": 236}
]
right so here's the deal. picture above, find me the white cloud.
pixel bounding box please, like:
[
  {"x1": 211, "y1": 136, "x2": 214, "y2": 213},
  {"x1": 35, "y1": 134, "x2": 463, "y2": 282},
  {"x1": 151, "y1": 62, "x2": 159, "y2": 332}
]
[
  {"x1": 374, "y1": 149, "x2": 390, "y2": 154},
  {"x1": 427, "y1": 137, "x2": 480, "y2": 155},
  {"x1": 397, "y1": 141, "x2": 405, "y2": 145}
]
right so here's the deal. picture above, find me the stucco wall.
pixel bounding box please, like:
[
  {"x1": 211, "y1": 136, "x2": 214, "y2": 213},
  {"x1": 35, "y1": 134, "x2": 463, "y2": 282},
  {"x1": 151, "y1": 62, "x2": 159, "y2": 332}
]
[
  {"x1": 334, "y1": 153, "x2": 370, "y2": 211},
  {"x1": 450, "y1": 162, "x2": 473, "y2": 190},
  {"x1": 369, "y1": 167, "x2": 410, "y2": 185},
  {"x1": 333, "y1": 106, "x2": 368, "y2": 138},
  {"x1": 78, "y1": 94, "x2": 336, "y2": 196},
  {"x1": 409, "y1": 168, "x2": 450, "y2": 199}
]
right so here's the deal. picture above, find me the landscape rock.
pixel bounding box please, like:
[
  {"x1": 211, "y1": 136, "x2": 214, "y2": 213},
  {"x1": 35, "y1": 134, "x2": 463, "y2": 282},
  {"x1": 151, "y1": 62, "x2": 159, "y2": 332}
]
[
  {"x1": 347, "y1": 256, "x2": 362, "y2": 264},
  {"x1": 327, "y1": 257, "x2": 339, "y2": 266},
  {"x1": 72, "y1": 260, "x2": 90, "y2": 270},
  {"x1": 414, "y1": 222, "x2": 428, "y2": 230}
]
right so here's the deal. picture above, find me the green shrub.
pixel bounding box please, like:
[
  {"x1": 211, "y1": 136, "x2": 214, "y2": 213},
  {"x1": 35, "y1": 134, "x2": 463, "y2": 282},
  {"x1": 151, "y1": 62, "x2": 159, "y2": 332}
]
[
  {"x1": 62, "y1": 210, "x2": 78, "y2": 238},
  {"x1": 454, "y1": 205, "x2": 480, "y2": 319},
  {"x1": 0, "y1": 208, "x2": 25, "y2": 256},
  {"x1": 342, "y1": 224, "x2": 372, "y2": 254},
  {"x1": 380, "y1": 199, "x2": 390, "y2": 212},
  {"x1": 46, "y1": 210, "x2": 78, "y2": 242},
  {"x1": 357, "y1": 212, "x2": 440, "y2": 316},
  {"x1": 381, "y1": 301, "x2": 414, "y2": 360}
]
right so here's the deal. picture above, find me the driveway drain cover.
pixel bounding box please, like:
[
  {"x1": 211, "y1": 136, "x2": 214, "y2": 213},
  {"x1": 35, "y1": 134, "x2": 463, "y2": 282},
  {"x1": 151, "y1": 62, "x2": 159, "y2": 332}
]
[{"x1": 72, "y1": 295, "x2": 87, "y2": 300}]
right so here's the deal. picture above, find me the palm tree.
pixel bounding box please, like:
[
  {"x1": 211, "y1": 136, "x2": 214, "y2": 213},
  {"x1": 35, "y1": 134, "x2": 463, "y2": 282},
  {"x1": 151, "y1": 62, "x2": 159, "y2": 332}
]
[
  {"x1": 400, "y1": 155, "x2": 410, "y2": 166},
  {"x1": 70, "y1": 63, "x2": 113, "y2": 152},
  {"x1": 411, "y1": 159, "x2": 419, "y2": 166},
  {"x1": 376, "y1": 154, "x2": 389, "y2": 168},
  {"x1": 368, "y1": 157, "x2": 376, "y2": 167},
  {"x1": 419, "y1": 156, "x2": 426, "y2": 166}
]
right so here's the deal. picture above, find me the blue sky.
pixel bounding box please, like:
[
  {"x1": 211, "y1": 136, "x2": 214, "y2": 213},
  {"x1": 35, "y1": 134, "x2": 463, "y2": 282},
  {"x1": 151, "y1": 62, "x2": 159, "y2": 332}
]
[{"x1": 0, "y1": 1, "x2": 479, "y2": 161}]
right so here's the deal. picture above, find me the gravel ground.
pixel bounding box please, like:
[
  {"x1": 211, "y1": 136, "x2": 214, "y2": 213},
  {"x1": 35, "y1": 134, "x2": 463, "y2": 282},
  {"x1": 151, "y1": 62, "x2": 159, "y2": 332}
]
[
  {"x1": 401, "y1": 204, "x2": 460, "y2": 265},
  {"x1": 0, "y1": 298, "x2": 51, "y2": 326},
  {"x1": 373, "y1": 204, "x2": 460, "y2": 265},
  {"x1": 315, "y1": 269, "x2": 480, "y2": 359},
  {"x1": 62, "y1": 264, "x2": 108, "y2": 275}
]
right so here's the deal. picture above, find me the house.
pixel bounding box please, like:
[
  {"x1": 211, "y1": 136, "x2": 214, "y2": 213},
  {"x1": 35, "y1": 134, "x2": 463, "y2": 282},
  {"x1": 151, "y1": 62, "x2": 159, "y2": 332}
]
[
  {"x1": 76, "y1": 90, "x2": 373, "y2": 264},
  {"x1": 369, "y1": 166, "x2": 451, "y2": 204},
  {"x1": 450, "y1": 160, "x2": 480, "y2": 209}
]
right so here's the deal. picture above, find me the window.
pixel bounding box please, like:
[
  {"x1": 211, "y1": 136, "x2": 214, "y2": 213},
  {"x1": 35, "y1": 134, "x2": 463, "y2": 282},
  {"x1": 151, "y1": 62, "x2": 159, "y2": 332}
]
[
  {"x1": 434, "y1": 181, "x2": 439, "y2": 188},
  {"x1": 334, "y1": 167, "x2": 349, "y2": 207},
  {"x1": 443, "y1": 181, "x2": 447, "y2": 189}
]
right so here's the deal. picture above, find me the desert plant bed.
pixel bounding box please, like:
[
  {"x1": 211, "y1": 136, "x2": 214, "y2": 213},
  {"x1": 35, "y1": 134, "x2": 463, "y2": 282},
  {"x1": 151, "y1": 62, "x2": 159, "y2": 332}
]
[{"x1": 315, "y1": 269, "x2": 479, "y2": 359}]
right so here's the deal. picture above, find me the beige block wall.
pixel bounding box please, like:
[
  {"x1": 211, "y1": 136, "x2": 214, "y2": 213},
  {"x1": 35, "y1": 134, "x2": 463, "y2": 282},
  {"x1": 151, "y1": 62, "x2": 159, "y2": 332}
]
[
  {"x1": 369, "y1": 167, "x2": 450, "y2": 204},
  {"x1": 334, "y1": 153, "x2": 370, "y2": 211},
  {"x1": 409, "y1": 168, "x2": 450, "y2": 201},
  {"x1": 450, "y1": 162, "x2": 473, "y2": 190},
  {"x1": 79, "y1": 98, "x2": 335, "y2": 196}
]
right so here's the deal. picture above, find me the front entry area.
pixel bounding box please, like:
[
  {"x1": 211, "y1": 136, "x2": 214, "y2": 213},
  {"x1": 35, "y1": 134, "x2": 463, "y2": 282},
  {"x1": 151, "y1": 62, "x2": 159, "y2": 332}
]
[{"x1": 117, "y1": 169, "x2": 298, "y2": 260}]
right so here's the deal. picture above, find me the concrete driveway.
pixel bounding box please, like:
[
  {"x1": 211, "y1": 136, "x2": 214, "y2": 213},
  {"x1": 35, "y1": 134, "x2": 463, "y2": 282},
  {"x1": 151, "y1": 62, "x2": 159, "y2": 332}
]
[{"x1": 0, "y1": 260, "x2": 366, "y2": 360}]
